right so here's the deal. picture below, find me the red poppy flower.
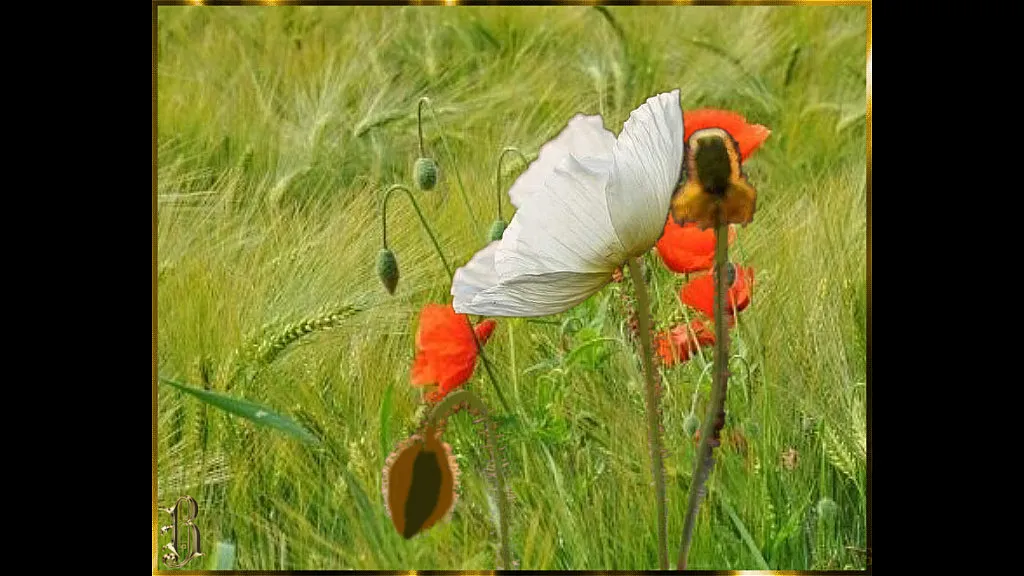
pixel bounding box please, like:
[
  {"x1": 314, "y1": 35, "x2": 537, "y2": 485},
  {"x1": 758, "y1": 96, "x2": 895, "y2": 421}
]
[
  {"x1": 683, "y1": 109, "x2": 771, "y2": 161},
  {"x1": 680, "y1": 265, "x2": 754, "y2": 322},
  {"x1": 654, "y1": 319, "x2": 716, "y2": 367},
  {"x1": 656, "y1": 216, "x2": 738, "y2": 274},
  {"x1": 411, "y1": 304, "x2": 496, "y2": 402}
]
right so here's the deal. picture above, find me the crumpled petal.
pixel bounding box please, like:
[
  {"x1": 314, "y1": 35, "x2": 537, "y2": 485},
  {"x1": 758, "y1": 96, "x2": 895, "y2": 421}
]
[
  {"x1": 655, "y1": 217, "x2": 737, "y2": 274},
  {"x1": 452, "y1": 90, "x2": 685, "y2": 317},
  {"x1": 497, "y1": 154, "x2": 625, "y2": 277},
  {"x1": 507, "y1": 114, "x2": 616, "y2": 210},
  {"x1": 411, "y1": 304, "x2": 491, "y2": 398},
  {"x1": 608, "y1": 89, "x2": 685, "y2": 256},
  {"x1": 683, "y1": 109, "x2": 771, "y2": 161},
  {"x1": 452, "y1": 240, "x2": 611, "y2": 317}
]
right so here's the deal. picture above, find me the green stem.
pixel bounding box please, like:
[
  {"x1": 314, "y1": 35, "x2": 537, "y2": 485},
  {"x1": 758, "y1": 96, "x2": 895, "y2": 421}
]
[
  {"x1": 381, "y1": 184, "x2": 452, "y2": 277},
  {"x1": 495, "y1": 147, "x2": 529, "y2": 221},
  {"x1": 418, "y1": 97, "x2": 482, "y2": 237},
  {"x1": 466, "y1": 317, "x2": 512, "y2": 414},
  {"x1": 427, "y1": 389, "x2": 512, "y2": 569},
  {"x1": 678, "y1": 221, "x2": 731, "y2": 570},
  {"x1": 417, "y1": 99, "x2": 426, "y2": 158},
  {"x1": 381, "y1": 183, "x2": 510, "y2": 412},
  {"x1": 626, "y1": 257, "x2": 668, "y2": 570}
]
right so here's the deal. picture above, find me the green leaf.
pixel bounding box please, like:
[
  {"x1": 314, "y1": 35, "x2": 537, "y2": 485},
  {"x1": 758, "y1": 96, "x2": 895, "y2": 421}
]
[
  {"x1": 160, "y1": 377, "x2": 319, "y2": 445},
  {"x1": 720, "y1": 491, "x2": 771, "y2": 570}
]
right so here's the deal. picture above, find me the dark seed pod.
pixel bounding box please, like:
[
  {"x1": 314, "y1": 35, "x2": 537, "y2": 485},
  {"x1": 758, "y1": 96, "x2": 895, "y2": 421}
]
[
  {"x1": 414, "y1": 157, "x2": 439, "y2": 191},
  {"x1": 488, "y1": 219, "x2": 507, "y2": 243},
  {"x1": 377, "y1": 248, "x2": 399, "y2": 295}
]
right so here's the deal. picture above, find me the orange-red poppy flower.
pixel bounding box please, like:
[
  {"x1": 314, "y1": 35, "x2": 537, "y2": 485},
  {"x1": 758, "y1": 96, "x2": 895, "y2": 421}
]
[
  {"x1": 411, "y1": 304, "x2": 496, "y2": 402},
  {"x1": 680, "y1": 265, "x2": 754, "y2": 322},
  {"x1": 382, "y1": 426, "x2": 459, "y2": 539},
  {"x1": 670, "y1": 111, "x2": 770, "y2": 230},
  {"x1": 683, "y1": 109, "x2": 771, "y2": 161},
  {"x1": 656, "y1": 216, "x2": 738, "y2": 274},
  {"x1": 654, "y1": 319, "x2": 716, "y2": 367}
]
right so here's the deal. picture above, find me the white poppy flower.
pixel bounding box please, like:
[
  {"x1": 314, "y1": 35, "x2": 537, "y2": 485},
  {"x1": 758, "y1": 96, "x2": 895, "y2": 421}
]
[{"x1": 451, "y1": 90, "x2": 684, "y2": 317}]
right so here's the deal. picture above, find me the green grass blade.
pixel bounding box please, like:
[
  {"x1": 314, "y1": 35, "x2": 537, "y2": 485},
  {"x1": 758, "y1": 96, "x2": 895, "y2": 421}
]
[
  {"x1": 378, "y1": 382, "x2": 394, "y2": 466},
  {"x1": 160, "y1": 377, "x2": 319, "y2": 445},
  {"x1": 719, "y1": 492, "x2": 770, "y2": 570},
  {"x1": 211, "y1": 541, "x2": 236, "y2": 570}
]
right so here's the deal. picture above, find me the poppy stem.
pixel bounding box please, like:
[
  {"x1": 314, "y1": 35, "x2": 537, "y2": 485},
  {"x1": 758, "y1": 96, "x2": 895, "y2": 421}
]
[
  {"x1": 417, "y1": 97, "x2": 482, "y2": 238},
  {"x1": 625, "y1": 256, "x2": 668, "y2": 570},
  {"x1": 427, "y1": 389, "x2": 513, "y2": 569},
  {"x1": 495, "y1": 147, "x2": 529, "y2": 221},
  {"x1": 417, "y1": 98, "x2": 427, "y2": 158},
  {"x1": 678, "y1": 221, "x2": 731, "y2": 570},
  {"x1": 380, "y1": 183, "x2": 510, "y2": 413},
  {"x1": 466, "y1": 318, "x2": 512, "y2": 414},
  {"x1": 381, "y1": 184, "x2": 453, "y2": 277}
]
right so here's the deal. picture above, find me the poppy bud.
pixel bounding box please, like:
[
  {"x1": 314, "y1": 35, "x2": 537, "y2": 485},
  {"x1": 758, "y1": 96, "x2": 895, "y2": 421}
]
[
  {"x1": 377, "y1": 248, "x2": 399, "y2": 295},
  {"x1": 683, "y1": 413, "x2": 700, "y2": 438},
  {"x1": 488, "y1": 219, "x2": 507, "y2": 242},
  {"x1": 414, "y1": 157, "x2": 438, "y2": 191}
]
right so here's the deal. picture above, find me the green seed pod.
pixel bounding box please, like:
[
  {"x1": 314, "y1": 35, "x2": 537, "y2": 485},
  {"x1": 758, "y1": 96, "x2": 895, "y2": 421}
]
[
  {"x1": 488, "y1": 219, "x2": 507, "y2": 242},
  {"x1": 414, "y1": 157, "x2": 438, "y2": 191},
  {"x1": 683, "y1": 413, "x2": 700, "y2": 438},
  {"x1": 816, "y1": 497, "x2": 838, "y2": 520},
  {"x1": 377, "y1": 248, "x2": 400, "y2": 295}
]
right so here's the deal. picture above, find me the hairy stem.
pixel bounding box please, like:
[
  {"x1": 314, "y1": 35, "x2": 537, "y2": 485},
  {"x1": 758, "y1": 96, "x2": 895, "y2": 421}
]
[
  {"x1": 427, "y1": 389, "x2": 512, "y2": 569},
  {"x1": 494, "y1": 147, "x2": 529, "y2": 221},
  {"x1": 381, "y1": 183, "x2": 510, "y2": 412},
  {"x1": 466, "y1": 317, "x2": 512, "y2": 414},
  {"x1": 626, "y1": 257, "x2": 668, "y2": 569},
  {"x1": 678, "y1": 221, "x2": 731, "y2": 570},
  {"x1": 381, "y1": 184, "x2": 453, "y2": 277},
  {"x1": 418, "y1": 97, "x2": 481, "y2": 237},
  {"x1": 417, "y1": 98, "x2": 426, "y2": 157}
]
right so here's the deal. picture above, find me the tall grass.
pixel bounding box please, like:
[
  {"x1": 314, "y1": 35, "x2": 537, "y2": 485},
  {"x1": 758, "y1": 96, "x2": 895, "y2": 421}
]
[{"x1": 156, "y1": 5, "x2": 867, "y2": 569}]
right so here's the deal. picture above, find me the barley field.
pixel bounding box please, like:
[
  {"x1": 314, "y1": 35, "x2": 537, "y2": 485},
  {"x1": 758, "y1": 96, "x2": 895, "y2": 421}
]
[{"x1": 155, "y1": 4, "x2": 868, "y2": 570}]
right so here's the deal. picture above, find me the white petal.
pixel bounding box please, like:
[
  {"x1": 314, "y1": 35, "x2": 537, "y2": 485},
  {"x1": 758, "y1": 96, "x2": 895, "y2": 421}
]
[
  {"x1": 607, "y1": 90, "x2": 684, "y2": 256},
  {"x1": 451, "y1": 240, "x2": 501, "y2": 305},
  {"x1": 507, "y1": 114, "x2": 616, "y2": 209},
  {"x1": 453, "y1": 263, "x2": 611, "y2": 318},
  {"x1": 496, "y1": 153, "x2": 625, "y2": 278}
]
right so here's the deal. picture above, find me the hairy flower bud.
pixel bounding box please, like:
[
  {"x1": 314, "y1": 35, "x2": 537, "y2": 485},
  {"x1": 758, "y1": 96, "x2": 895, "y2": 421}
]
[
  {"x1": 377, "y1": 248, "x2": 400, "y2": 295},
  {"x1": 414, "y1": 157, "x2": 438, "y2": 191}
]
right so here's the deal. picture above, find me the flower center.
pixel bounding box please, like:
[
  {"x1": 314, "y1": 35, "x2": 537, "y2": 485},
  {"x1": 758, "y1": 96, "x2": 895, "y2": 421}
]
[{"x1": 694, "y1": 135, "x2": 732, "y2": 196}]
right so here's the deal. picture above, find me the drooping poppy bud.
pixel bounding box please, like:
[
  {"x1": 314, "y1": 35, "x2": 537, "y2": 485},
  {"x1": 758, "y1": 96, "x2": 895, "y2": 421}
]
[
  {"x1": 414, "y1": 157, "x2": 439, "y2": 191},
  {"x1": 382, "y1": 426, "x2": 459, "y2": 539},
  {"x1": 377, "y1": 248, "x2": 399, "y2": 295}
]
